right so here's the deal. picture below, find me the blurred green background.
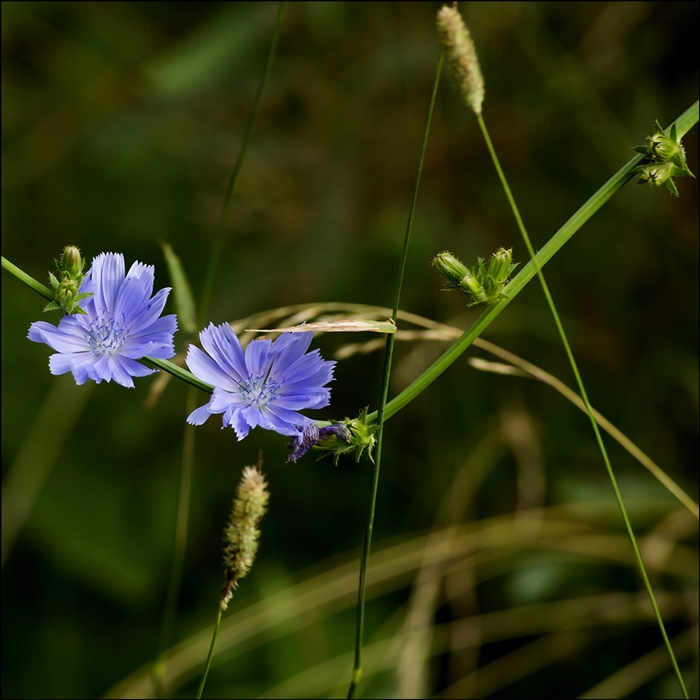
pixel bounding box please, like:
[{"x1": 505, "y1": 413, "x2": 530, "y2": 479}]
[{"x1": 2, "y1": 2, "x2": 697, "y2": 698}]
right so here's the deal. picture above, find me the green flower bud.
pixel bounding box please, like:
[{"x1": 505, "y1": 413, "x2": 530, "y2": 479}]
[
  {"x1": 648, "y1": 132, "x2": 683, "y2": 163},
  {"x1": 635, "y1": 161, "x2": 685, "y2": 196},
  {"x1": 461, "y1": 272, "x2": 483, "y2": 299},
  {"x1": 44, "y1": 245, "x2": 92, "y2": 315},
  {"x1": 433, "y1": 247, "x2": 518, "y2": 306},
  {"x1": 632, "y1": 120, "x2": 695, "y2": 189},
  {"x1": 636, "y1": 161, "x2": 673, "y2": 186},
  {"x1": 464, "y1": 248, "x2": 518, "y2": 306},
  {"x1": 313, "y1": 408, "x2": 379, "y2": 464},
  {"x1": 62, "y1": 245, "x2": 85, "y2": 279},
  {"x1": 487, "y1": 247, "x2": 516, "y2": 284},
  {"x1": 432, "y1": 251, "x2": 469, "y2": 290},
  {"x1": 346, "y1": 409, "x2": 379, "y2": 462}
]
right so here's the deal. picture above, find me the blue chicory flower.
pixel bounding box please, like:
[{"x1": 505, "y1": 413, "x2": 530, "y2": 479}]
[
  {"x1": 186, "y1": 323, "x2": 336, "y2": 440},
  {"x1": 28, "y1": 252, "x2": 177, "y2": 388}
]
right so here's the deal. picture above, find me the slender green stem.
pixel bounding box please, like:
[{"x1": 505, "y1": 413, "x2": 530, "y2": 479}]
[
  {"x1": 143, "y1": 357, "x2": 214, "y2": 394},
  {"x1": 197, "y1": 1, "x2": 287, "y2": 328},
  {"x1": 367, "y1": 100, "x2": 699, "y2": 425},
  {"x1": 347, "y1": 54, "x2": 443, "y2": 700},
  {"x1": 470, "y1": 336, "x2": 700, "y2": 519},
  {"x1": 2, "y1": 256, "x2": 53, "y2": 302},
  {"x1": 476, "y1": 110, "x2": 688, "y2": 697},
  {"x1": 196, "y1": 606, "x2": 224, "y2": 700}
]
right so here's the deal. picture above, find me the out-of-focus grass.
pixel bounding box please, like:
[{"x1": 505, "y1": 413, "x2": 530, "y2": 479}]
[
  {"x1": 2, "y1": 3, "x2": 697, "y2": 698},
  {"x1": 107, "y1": 499, "x2": 697, "y2": 698}
]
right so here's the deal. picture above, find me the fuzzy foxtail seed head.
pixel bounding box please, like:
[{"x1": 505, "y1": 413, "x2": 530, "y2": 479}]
[
  {"x1": 436, "y1": 5, "x2": 485, "y2": 115},
  {"x1": 220, "y1": 465, "x2": 269, "y2": 611}
]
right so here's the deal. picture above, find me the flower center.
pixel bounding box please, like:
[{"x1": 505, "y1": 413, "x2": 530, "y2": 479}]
[
  {"x1": 87, "y1": 313, "x2": 128, "y2": 356},
  {"x1": 241, "y1": 372, "x2": 279, "y2": 409}
]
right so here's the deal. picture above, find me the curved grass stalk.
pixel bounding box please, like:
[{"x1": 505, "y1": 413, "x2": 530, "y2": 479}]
[
  {"x1": 466, "y1": 348, "x2": 699, "y2": 520},
  {"x1": 438, "y1": 622, "x2": 691, "y2": 699},
  {"x1": 225, "y1": 300, "x2": 698, "y2": 520},
  {"x1": 393, "y1": 428, "x2": 506, "y2": 697},
  {"x1": 474, "y1": 107, "x2": 690, "y2": 696},
  {"x1": 262, "y1": 594, "x2": 690, "y2": 698},
  {"x1": 106, "y1": 499, "x2": 694, "y2": 698}
]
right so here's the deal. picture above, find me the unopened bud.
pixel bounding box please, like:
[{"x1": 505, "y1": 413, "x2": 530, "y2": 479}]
[
  {"x1": 433, "y1": 251, "x2": 469, "y2": 290},
  {"x1": 633, "y1": 121, "x2": 693, "y2": 174},
  {"x1": 632, "y1": 120, "x2": 694, "y2": 198},
  {"x1": 433, "y1": 247, "x2": 518, "y2": 306},
  {"x1": 634, "y1": 161, "x2": 685, "y2": 196},
  {"x1": 44, "y1": 245, "x2": 92, "y2": 315},
  {"x1": 636, "y1": 161, "x2": 673, "y2": 186},
  {"x1": 310, "y1": 409, "x2": 379, "y2": 465},
  {"x1": 62, "y1": 245, "x2": 84, "y2": 278},
  {"x1": 487, "y1": 247, "x2": 516, "y2": 284}
]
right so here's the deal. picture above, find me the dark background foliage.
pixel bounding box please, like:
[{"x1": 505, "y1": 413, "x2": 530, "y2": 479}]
[{"x1": 2, "y1": 2, "x2": 697, "y2": 698}]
